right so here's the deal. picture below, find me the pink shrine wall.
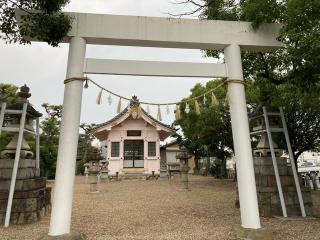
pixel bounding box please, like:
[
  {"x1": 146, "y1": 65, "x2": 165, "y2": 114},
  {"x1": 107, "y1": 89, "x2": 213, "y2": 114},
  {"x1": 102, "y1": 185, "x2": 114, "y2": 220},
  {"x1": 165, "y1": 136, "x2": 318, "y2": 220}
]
[{"x1": 106, "y1": 118, "x2": 160, "y2": 175}]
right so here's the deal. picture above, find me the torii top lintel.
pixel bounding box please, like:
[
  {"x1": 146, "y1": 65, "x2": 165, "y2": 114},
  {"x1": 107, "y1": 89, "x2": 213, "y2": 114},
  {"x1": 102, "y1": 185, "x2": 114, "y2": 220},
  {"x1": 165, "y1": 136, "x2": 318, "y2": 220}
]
[{"x1": 19, "y1": 11, "x2": 283, "y2": 51}]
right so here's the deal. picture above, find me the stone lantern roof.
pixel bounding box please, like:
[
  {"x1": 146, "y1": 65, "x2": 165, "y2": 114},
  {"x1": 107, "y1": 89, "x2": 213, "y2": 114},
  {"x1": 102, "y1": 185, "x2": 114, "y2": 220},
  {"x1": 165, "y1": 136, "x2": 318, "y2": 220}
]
[{"x1": 5, "y1": 84, "x2": 42, "y2": 118}]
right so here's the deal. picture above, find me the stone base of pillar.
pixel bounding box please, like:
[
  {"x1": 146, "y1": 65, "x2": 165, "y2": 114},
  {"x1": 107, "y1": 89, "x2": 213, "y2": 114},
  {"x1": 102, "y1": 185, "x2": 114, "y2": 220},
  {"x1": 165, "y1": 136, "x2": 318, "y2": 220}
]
[
  {"x1": 311, "y1": 191, "x2": 320, "y2": 218},
  {"x1": 0, "y1": 158, "x2": 51, "y2": 225},
  {"x1": 230, "y1": 226, "x2": 272, "y2": 240},
  {"x1": 254, "y1": 157, "x2": 313, "y2": 217},
  {"x1": 39, "y1": 232, "x2": 87, "y2": 240}
]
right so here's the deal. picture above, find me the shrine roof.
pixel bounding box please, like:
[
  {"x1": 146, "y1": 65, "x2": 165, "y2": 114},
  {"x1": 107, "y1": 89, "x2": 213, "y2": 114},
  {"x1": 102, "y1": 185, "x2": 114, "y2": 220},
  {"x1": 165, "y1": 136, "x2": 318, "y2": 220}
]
[{"x1": 92, "y1": 105, "x2": 175, "y2": 132}]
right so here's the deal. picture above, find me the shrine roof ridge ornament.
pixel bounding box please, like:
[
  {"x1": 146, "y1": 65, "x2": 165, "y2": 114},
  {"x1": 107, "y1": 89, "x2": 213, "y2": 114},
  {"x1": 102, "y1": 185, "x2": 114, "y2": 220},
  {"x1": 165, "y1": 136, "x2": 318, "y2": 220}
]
[{"x1": 15, "y1": 11, "x2": 282, "y2": 51}]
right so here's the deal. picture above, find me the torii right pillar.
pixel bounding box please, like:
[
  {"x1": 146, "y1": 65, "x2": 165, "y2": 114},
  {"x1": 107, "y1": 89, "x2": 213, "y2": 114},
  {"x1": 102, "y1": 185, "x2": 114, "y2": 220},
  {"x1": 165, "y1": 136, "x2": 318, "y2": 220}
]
[{"x1": 224, "y1": 44, "x2": 261, "y2": 229}]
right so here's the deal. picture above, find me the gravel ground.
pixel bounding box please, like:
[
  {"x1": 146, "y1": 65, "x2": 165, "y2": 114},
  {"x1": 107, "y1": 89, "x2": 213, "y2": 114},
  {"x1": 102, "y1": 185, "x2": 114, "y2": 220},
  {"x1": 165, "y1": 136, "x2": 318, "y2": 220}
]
[{"x1": 0, "y1": 175, "x2": 319, "y2": 240}]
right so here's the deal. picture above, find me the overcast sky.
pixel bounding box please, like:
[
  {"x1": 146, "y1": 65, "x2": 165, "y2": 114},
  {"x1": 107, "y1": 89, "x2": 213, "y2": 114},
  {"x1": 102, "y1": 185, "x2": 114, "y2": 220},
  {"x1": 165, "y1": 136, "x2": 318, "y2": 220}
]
[{"x1": 0, "y1": 0, "x2": 219, "y2": 126}]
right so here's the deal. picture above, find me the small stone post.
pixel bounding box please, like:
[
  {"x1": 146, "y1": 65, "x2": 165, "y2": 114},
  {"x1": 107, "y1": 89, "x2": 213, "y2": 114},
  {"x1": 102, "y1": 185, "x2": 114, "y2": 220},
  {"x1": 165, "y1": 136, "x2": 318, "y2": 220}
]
[
  {"x1": 84, "y1": 163, "x2": 90, "y2": 184},
  {"x1": 100, "y1": 161, "x2": 109, "y2": 182},
  {"x1": 176, "y1": 146, "x2": 191, "y2": 190},
  {"x1": 88, "y1": 161, "x2": 99, "y2": 193}
]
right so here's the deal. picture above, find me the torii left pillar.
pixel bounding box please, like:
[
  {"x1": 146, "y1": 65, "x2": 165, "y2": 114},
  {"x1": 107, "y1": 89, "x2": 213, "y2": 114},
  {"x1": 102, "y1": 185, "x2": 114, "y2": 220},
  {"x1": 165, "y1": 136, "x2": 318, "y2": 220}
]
[{"x1": 48, "y1": 37, "x2": 86, "y2": 237}]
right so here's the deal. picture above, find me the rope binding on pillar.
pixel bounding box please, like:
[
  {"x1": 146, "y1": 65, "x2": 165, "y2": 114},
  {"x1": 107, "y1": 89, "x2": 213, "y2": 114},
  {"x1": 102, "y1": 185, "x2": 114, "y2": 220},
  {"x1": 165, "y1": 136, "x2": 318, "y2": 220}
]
[
  {"x1": 224, "y1": 79, "x2": 245, "y2": 85},
  {"x1": 64, "y1": 76, "x2": 89, "y2": 85}
]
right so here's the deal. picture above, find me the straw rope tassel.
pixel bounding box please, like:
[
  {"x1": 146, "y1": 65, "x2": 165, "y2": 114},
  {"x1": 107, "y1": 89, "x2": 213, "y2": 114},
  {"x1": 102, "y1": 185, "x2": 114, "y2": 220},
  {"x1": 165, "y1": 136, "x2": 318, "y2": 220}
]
[
  {"x1": 211, "y1": 92, "x2": 218, "y2": 107},
  {"x1": 157, "y1": 105, "x2": 162, "y2": 121},
  {"x1": 175, "y1": 104, "x2": 181, "y2": 120},
  {"x1": 117, "y1": 97, "x2": 122, "y2": 113},
  {"x1": 195, "y1": 99, "x2": 201, "y2": 115},
  {"x1": 96, "y1": 89, "x2": 103, "y2": 105}
]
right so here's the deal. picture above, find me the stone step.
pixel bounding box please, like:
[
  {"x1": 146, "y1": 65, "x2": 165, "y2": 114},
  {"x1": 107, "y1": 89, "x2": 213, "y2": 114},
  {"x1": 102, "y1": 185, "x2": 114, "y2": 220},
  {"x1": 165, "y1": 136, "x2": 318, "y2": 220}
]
[
  {"x1": 254, "y1": 165, "x2": 289, "y2": 176},
  {"x1": 255, "y1": 175, "x2": 296, "y2": 188},
  {"x1": 0, "y1": 210, "x2": 43, "y2": 225},
  {"x1": 0, "y1": 177, "x2": 46, "y2": 191},
  {"x1": 311, "y1": 191, "x2": 320, "y2": 217},
  {"x1": 120, "y1": 168, "x2": 147, "y2": 174},
  {"x1": 0, "y1": 168, "x2": 40, "y2": 179},
  {"x1": 0, "y1": 187, "x2": 51, "y2": 200},
  {"x1": 0, "y1": 187, "x2": 51, "y2": 214},
  {"x1": 0, "y1": 159, "x2": 36, "y2": 169},
  {"x1": 254, "y1": 157, "x2": 288, "y2": 166}
]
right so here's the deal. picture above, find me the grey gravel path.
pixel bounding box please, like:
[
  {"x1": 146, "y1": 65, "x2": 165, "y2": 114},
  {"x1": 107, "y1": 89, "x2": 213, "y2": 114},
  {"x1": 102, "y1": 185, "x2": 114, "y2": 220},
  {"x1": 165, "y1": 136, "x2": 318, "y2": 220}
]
[{"x1": 0, "y1": 176, "x2": 319, "y2": 240}]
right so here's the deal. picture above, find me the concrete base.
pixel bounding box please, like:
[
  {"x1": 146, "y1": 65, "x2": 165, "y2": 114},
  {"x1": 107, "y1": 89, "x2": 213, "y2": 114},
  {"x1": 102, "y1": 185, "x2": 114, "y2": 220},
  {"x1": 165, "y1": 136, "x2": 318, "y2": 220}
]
[
  {"x1": 230, "y1": 226, "x2": 273, "y2": 240},
  {"x1": 39, "y1": 232, "x2": 87, "y2": 240}
]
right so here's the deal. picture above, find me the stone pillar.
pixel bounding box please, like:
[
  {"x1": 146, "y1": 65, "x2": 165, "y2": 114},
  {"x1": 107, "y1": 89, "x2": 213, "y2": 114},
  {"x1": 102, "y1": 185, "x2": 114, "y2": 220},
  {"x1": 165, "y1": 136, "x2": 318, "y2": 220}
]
[
  {"x1": 48, "y1": 37, "x2": 86, "y2": 236},
  {"x1": 224, "y1": 44, "x2": 261, "y2": 229}
]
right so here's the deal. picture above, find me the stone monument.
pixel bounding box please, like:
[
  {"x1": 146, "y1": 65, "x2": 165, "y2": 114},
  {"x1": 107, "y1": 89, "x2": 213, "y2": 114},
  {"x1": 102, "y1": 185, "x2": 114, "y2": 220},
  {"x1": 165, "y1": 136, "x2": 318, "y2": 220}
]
[
  {"x1": 86, "y1": 148, "x2": 103, "y2": 192},
  {"x1": 251, "y1": 106, "x2": 313, "y2": 217},
  {"x1": 0, "y1": 85, "x2": 51, "y2": 224},
  {"x1": 176, "y1": 146, "x2": 191, "y2": 191}
]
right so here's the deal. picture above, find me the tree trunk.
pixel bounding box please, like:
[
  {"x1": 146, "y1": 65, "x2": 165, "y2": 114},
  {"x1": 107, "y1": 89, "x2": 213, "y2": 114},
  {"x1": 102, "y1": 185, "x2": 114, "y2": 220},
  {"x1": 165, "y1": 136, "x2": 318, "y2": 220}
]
[
  {"x1": 193, "y1": 157, "x2": 200, "y2": 175},
  {"x1": 205, "y1": 156, "x2": 211, "y2": 176},
  {"x1": 220, "y1": 158, "x2": 227, "y2": 179}
]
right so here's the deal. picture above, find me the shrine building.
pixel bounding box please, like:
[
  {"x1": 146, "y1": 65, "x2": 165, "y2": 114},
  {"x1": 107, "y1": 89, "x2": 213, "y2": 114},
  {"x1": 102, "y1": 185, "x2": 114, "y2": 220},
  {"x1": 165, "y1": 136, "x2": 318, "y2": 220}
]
[{"x1": 92, "y1": 96, "x2": 175, "y2": 177}]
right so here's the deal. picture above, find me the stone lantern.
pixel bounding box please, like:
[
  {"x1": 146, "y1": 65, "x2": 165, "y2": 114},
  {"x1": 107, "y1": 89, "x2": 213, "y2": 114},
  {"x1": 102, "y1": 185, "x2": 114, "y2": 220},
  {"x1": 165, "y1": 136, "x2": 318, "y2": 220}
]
[
  {"x1": 100, "y1": 160, "x2": 109, "y2": 182},
  {"x1": 84, "y1": 162, "x2": 90, "y2": 183},
  {"x1": 252, "y1": 106, "x2": 282, "y2": 158},
  {"x1": 1, "y1": 85, "x2": 38, "y2": 159},
  {"x1": 0, "y1": 85, "x2": 51, "y2": 225},
  {"x1": 176, "y1": 146, "x2": 191, "y2": 190},
  {"x1": 250, "y1": 105, "x2": 313, "y2": 217},
  {"x1": 87, "y1": 148, "x2": 103, "y2": 193}
]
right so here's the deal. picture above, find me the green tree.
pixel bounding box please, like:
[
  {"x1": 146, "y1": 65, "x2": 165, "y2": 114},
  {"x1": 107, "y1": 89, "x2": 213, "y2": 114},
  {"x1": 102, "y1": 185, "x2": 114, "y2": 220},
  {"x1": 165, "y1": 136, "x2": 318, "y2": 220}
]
[
  {"x1": 0, "y1": 0, "x2": 72, "y2": 46},
  {"x1": 76, "y1": 123, "x2": 96, "y2": 175},
  {"x1": 39, "y1": 103, "x2": 61, "y2": 178},
  {"x1": 0, "y1": 83, "x2": 18, "y2": 104},
  {"x1": 181, "y1": 0, "x2": 320, "y2": 167},
  {"x1": 176, "y1": 80, "x2": 234, "y2": 178},
  {"x1": 273, "y1": 84, "x2": 320, "y2": 163},
  {"x1": 0, "y1": 83, "x2": 18, "y2": 151}
]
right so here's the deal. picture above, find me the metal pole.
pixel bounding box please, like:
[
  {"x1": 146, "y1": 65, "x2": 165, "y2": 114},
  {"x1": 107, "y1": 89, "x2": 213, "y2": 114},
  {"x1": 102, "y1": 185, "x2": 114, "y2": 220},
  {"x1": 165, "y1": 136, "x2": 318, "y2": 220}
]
[
  {"x1": 0, "y1": 102, "x2": 7, "y2": 135},
  {"x1": 263, "y1": 106, "x2": 287, "y2": 217},
  {"x1": 36, "y1": 117, "x2": 40, "y2": 169},
  {"x1": 4, "y1": 103, "x2": 28, "y2": 227},
  {"x1": 48, "y1": 37, "x2": 86, "y2": 236},
  {"x1": 279, "y1": 107, "x2": 306, "y2": 217},
  {"x1": 224, "y1": 44, "x2": 261, "y2": 229}
]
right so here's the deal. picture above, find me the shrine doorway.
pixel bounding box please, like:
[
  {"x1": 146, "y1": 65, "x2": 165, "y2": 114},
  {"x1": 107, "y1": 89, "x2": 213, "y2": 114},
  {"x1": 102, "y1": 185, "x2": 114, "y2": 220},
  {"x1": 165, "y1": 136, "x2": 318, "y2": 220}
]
[{"x1": 123, "y1": 140, "x2": 144, "y2": 168}]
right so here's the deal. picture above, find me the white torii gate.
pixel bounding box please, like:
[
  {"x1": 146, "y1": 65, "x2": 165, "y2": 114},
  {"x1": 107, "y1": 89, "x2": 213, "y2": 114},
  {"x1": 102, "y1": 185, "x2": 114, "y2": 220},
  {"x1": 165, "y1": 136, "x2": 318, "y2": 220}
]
[{"x1": 18, "y1": 12, "x2": 282, "y2": 237}]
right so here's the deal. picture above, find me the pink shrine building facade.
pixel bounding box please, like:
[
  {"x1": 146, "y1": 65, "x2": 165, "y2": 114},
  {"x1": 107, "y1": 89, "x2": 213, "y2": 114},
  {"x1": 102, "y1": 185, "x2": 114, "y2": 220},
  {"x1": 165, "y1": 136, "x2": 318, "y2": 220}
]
[{"x1": 92, "y1": 96, "x2": 175, "y2": 177}]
